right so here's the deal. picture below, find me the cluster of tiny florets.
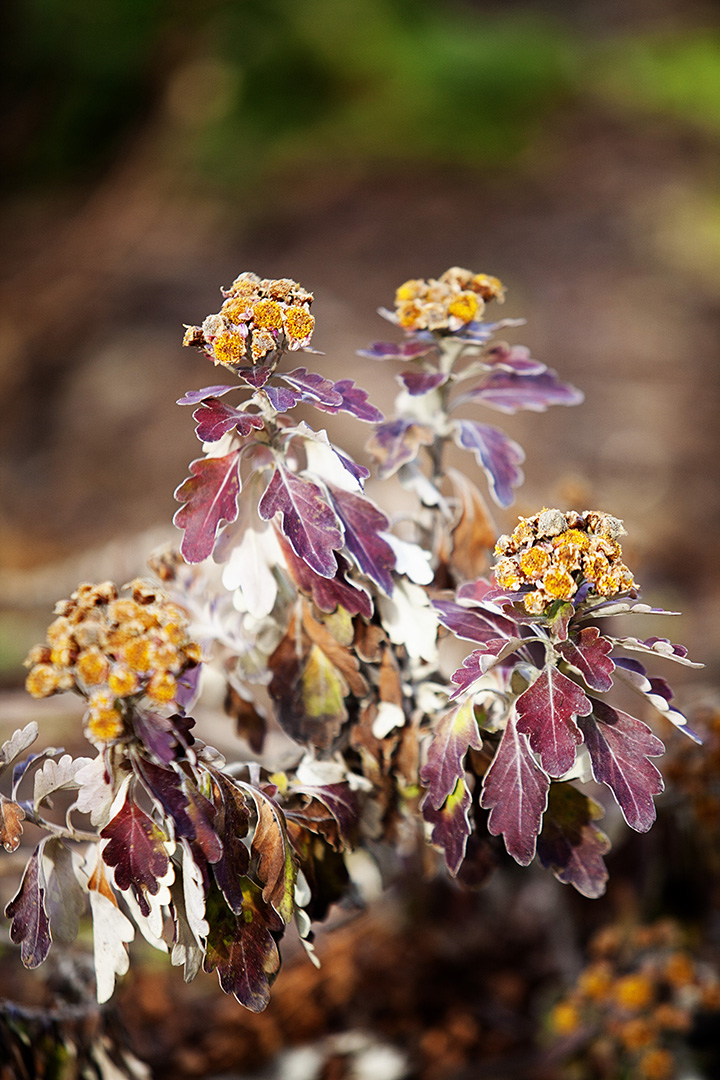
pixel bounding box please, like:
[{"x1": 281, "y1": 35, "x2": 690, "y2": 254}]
[
  {"x1": 493, "y1": 508, "x2": 635, "y2": 614},
  {"x1": 549, "y1": 920, "x2": 720, "y2": 1080},
  {"x1": 393, "y1": 266, "x2": 505, "y2": 334},
  {"x1": 183, "y1": 272, "x2": 315, "y2": 368},
  {"x1": 24, "y1": 580, "x2": 201, "y2": 744}
]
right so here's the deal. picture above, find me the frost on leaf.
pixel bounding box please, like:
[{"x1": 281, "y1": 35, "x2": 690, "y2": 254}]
[
  {"x1": 87, "y1": 857, "x2": 134, "y2": 1004},
  {"x1": 6, "y1": 845, "x2": 52, "y2": 968},
  {"x1": 609, "y1": 636, "x2": 702, "y2": 668},
  {"x1": 33, "y1": 753, "x2": 92, "y2": 812},
  {"x1": 0, "y1": 794, "x2": 25, "y2": 852},
  {"x1": 100, "y1": 791, "x2": 170, "y2": 916},
  {"x1": 449, "y1": 638, "x2": 524, "y2": 699},
  {"x1": 366, "y1": 418, "x2": 435, "y2": 479},
  {"x1": 192, "y1": 398, "x2": 264, "y2": 442},
  {"x1": 451, "y1": 419, "x2": 525, "y2": 508},
  {"x1": 422, "y1": 776, "x2": 474, "y2": 876},
  {"x1": 327, "y1": 486, "x2": 396, "y2": 595},
  {"x1": 613, "y1": 659, "x2": 701, "y2": 742},
  {"x1": 258, "y1": 464, "x2": 343, "y2": 578},
  {"x1": 203, "y1": 881, "x2": 282, "y2": 1012},
  {"x1": 516, "y1": 665, "x2": 592, "y2": 778},
  {"x1": 480, "y1": 713, "x2": 550, "y2": 866},
  {"x1": 0, "y1": 723, "x2": 38, "y2": 776},
  {"x1": 557, "y1": 628, "x2": 615, "y2": 693},
  {"x1": 578, "y1": 700, "x2": 664, "y2": 833},
  {"x1": 420, "y1": 698, "x2": 483, "y2": 810},
  {"x1": 537, "y1": 783, "x2": 610, "y2": 898},
  {"x1": 174, "y1": 451, "x2": 241, "y2": 563},
  {"x1": 460, "y1": 368, "x2": 584, "y2": 414}
]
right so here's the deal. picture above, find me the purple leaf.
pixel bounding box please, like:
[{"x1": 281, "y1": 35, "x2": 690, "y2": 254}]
[
  {"x1": 357, "y1": 339, "x2": 436, "y2": 361},
  {"x1": 132, "y1": 710, "x2": 194, "y2": 764},
  {"x1": 420, "y1": 698, "x2": 483, "y2": 810},
  {"x1": 175, "y1": 663, "x2": 202, "y2": 713},
  {"x1": 327, "y1": 486, "x2": 396, "y2": 595},
  {"x1": 537, "y1": 783, "x2": 610, "y2": 898},
  {"x1": 212, "y1": 774, "x2": 251, "y2": 915},
  {"x1": 449, "y1": 638, "x2": 525, "y2": 699},
  {"x1": 609, "y1": 636, "x2": 702, "y2": 668},
  {"x1": 5, "y1": 844, "x2": 52, "y2": 968},
  {"x1": 177, "y1": 385, "x2": 237, "y2": 406},
  {"x1": 134, "y1": 755, "x2": 195, "y2": 840},
  {"x1": 480, "y1": 714, "x2": 550, "y2": 865},
  {"x1": 326, "y1": 379, "x2": 384, "y2": 422},
  {"x1": 192, "y1": 399, "x2": 264, "y2": 442},
  {"x1": 263, "y1": 385, "x2": 302, "y2": 412},
  {"x1": 183, "y1": 782, "x2": 223, "y2": 864},
  {"x1": 458, "y1": 368, "x2": 584, "y2": 414},
  {"x1": 397, "y1": 370, "x2": 447, "y2": 396},
  {"x1": 173, "y1": 451, "x2": 241, "y2": 563},
  {"x1": 516, "y1": 665, "x2": 592, "y2": 778},
  {"x1": 280, "y1": 537, "x2": 373, "y2": 618},
  {"x1": 366, "y1": 418, "x2": 435, "y2": 479},
  {"x1": 613, "y1": 660, "x2": 702, "y2": 743},
  {"x1": 101, "y1": 794, "x2": 170, "y2": 916},
  {"x1": 287, "y1": 783, "x2": 359, "y2": 851},
  {"x1": 258, "y1": 464, "x2": 343, "y2": 578},
  {"x1": 483, "y1": 342, "x2": 546, "y2": 376},
  {"x1": 421, "y1": 778, "x2": 474, "y2": 876},
  {"x1": 280, "y1": 368, "x2": 343, "y2": 409},
  {"x1": 239, "y1": 360, "x2": 275, "y2": 388},
  {"x1": 578, "y1": 700, "x2": 665, "y2": 832},
  {"x1": 557, "y1": 628, "x2": 615, "y2": 692},
  {"x1": 434, "y1": 598, "x2": 517, "y2": 644},
  {"x1": 452, "y1": 419, "x2": 525, "y2": 508}
]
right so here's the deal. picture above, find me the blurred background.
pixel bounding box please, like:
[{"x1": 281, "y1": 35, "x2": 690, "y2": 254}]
[{"x1": 2, "y1": 1, "x2": 720, "y2": 1074}]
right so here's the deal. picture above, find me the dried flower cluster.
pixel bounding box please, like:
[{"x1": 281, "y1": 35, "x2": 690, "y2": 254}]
[
  {"x1": 24, "y1": 580, "x2": 200, "y2": 744},
  {"x1": 393, "y1": 266, "x2": 505, "y2": 333},
  {"x1": 493, "y1": 508, "x2": 635, "y2": 613},
  {"x1": 549, "y1": 920, "x2": 720, "y2": 1079},
  {"x1": 183, "y1": 271, "x2": 315, "y2": 368}
]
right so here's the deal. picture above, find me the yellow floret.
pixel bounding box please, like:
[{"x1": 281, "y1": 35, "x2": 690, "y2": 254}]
[
  {"x1": 470, "y1": 274, "x2": 505, "y2": 302},
  {"x1": 396, "y1": 301, "x2": 423, "y2": 330},
  {"x1": 637, "y1": 1047, "x2": 674, "y2": 1080},
  {"x1": 86, "y1": 709, "x2": 125, "y2": 743},
  {"x1": 121, "y1": 637, "x2": 153, "y2": 673},
  {"x1": 549, "y1": 1001, "x2": 581, "y2": 1036},
  {"x1": 614, "y1": 973, "x2": 655, "y2": 1012},
  {"x1": 108, "y1": 664, "x2": 140, "y2": 697},
  {"x1": 146, "y1": 671, "x2": 177, "y2": 704},
  {"x1": 395, "y1": 279, "x2": 425, "y2": 302},
  {"x1": 76, "y1": 649, "x2": 110, "y2": 687},
  {"x1": 554, "y1": 528, "x2": 589, "y2": 550},
  {"x1": 252, "y1": 298, "x2": 283, "y2": 331},
  {"x1": 26, "y1": 664, "x2": 62, "y2": 699},
  {"x1": 578, "y1": 963, "x2": 614, "y2": 1002},
  {"x1": 663, "y1": 951, "x2": 695, "y2": 987},
  {"x1": 583, "y1": 551, "x2": 610, "y2": 583},
  {"x1": 524, "y1": 590, "x2": 549, "y2": 615},
  {"x1": 251, "y1": 328, "x2": 276, "y2": 361},
  {"x1": 596, "y1": 570, "x2": 621, "y2": 596},
  {"x1": 619, "y1": 1018, "x2": 654, "y2": 1052},
  {"x1": 494, "y1": 557, "x2": 523, "y2": 591},
  {"x1": 213, "y1": 330, "x2": 246, "y2": 366},
  {"x1": 510, "y1": 519, "x2": 535, "y2": 548},
  {"x1": 447, "y1": 291, "x2": 481, "y2": 324},
  {"x1": 283, "y1": 305, "x2": 315, "y2": 342},
  {"x1": 542, "y1": 566, "x2": 577, "y2": 600},
  {"x1": 519, "y1": 546, "x2": 551, "y2": 580}
]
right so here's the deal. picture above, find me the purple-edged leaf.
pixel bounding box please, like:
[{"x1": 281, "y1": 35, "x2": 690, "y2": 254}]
[
  {"x1": 357, "y1": 339, "x2": 436, "y2": 361},
  {"x1": 324, "y1": 379, "x2": 384, "y2": 422},
  {"x1": 458, "y1": 369, "x2": 583, "y2": 415},
  {"x1": 286, "y1": 783, "x2": 359, "y2": 851},
  {"x1": 134, "y1": 755, "x2": 195, "y2": 840},
  {"x1": 452, "y1": 419, "x2": 525, "y2": 508},
  {"x1": 183, "y1": 782, "x2": 223, "y2": 864},
  {"x1": 557, "y1": 628, "x2": 615, "y2": 692},
  {"x1": 101, "y1": 794, "x2": 169, "y2": 916},
  {"x1": 537, "y1": 783, "x2": 610, "y2": 898},
  {"x1": 397, "y1": 370, "x2": 447, "y2": 396},
  {"x1": 327, "y1": 486, "x2": 395, "y2": 595},
  {"x1": 212, "y1": 774, "x2": 251, "y2": 915},
  {"x1": 5, "y1": 844, "x2": 51, "y2": 967},
  {"x1": 204, "y1": 881, "x2": 282, "y2": 1012},
  {"x1": 578, "y1": 700, "x2": 665, "y2": 832},
  {"x1": 173, "y1": 451, "x2": 241, "y2": 563},
  {"x1": 280, "y1": 537, "x2": 373, "y2": 618},
  {"x1": 613, "y1": 660, "x2": 702, "y2": 743},
  {"x1": 434, "y1": 598, "x2": 517, "y2": 644},
  {"x1": 420, "y1": 698, "x2": 482, "y2": 810},
  {"x1": 177, "y1": 385, "x2": 237, "y2": 406},
  {"x1": 480, "y1": 714, "x2": 550, "y2": 865},
  {"x1": 449, "y1": 638, "x2": 525, "y2": 699},
  {"x1": 258, "y1": 464, "x2": 343, "y2": 578},
  {"x1": 192, "y1": 399, "x2": 264, "y2": 442},
  {"x1": 421, "y1": 777, "x2": 474, "y2": 876},
  {"x1": 609, "y1": 636, "x2": 702, "y2": 668},
  {"x1": 280, "y1": 367, "x2": 343, "y2": 409},
  {"x1": 516, "y1": 665, "x2": 591, "y2": 778},
  {"x1": 366, "y1": 418, "x2": 434, "y2": 479},
  {"x1": 483, "y1": 342, "x2": 546, "y2": 376},
  {"x1": 263, "y1": 384, "x2": 302, "y2": 412}
]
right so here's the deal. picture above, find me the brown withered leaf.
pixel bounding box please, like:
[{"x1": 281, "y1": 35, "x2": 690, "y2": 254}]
[
  {"x1": 446, "y1": 467, "x2": 495, "y2": 581},
  {"x1": 242, "y1": 785, "x2": 296, "y2": 925},
  {"x1": 225, "y1": 682, "x2": 267, "y2": 754},
  {"x1": 0, "y1": 794, "x2": 25, "y2": 852},
  {"x1": 378, "y1": 645, "x2": 403, "y2": 707},
  {"x1": 353, "y1": 620, "x2": 386, "y2": 663},
  {"x1": 302, "y1": 605, "x2": 368, "y2": 699}
]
